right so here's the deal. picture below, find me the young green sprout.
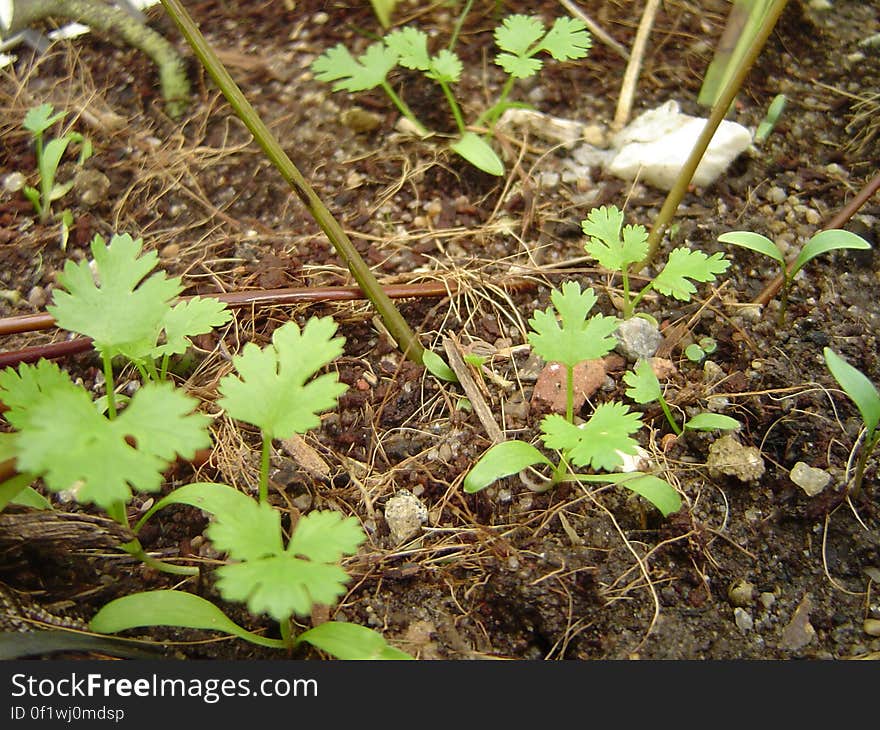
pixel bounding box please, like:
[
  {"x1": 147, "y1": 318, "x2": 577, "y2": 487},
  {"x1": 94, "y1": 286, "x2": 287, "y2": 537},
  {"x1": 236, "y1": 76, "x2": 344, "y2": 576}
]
[
  {"x1": 311, "y1": 14, "x2": 591, "y2": 175},
  {"x1": 623, "y1": 360, "x2": 740, "y2": 436},
  {"x1": 21, "y1": 103, "x2": 92, "y2": 228},
  {"x1": 464, "y1": 281, "x2": 681, "y2": 517},
  {"x1": 718, "y1": 228, "x2": 871, "y2": 325},
  {"x1": 823, "y1": 348, "x2": 880, "y2": 498},
  {"x1": 582, "y1": 205, "x2": 730, "y2": 319}
]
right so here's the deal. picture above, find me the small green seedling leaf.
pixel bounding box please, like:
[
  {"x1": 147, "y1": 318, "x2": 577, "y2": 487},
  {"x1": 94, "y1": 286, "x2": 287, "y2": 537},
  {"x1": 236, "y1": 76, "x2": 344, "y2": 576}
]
[
  {"x1": 135, "y1": 481, "x2": 253, "y2": 533},
  {"x1": 684, "y1": 413, "x2": 740, "y2": 432},
  {"x1": 623, "y1": 360, "x2": 662, "y2": 404},
  {"x1": 651, "y1": 248, "x2": 730, "y2": 302},
  {"x1": 49, "y1": 233, "x2": 182, "y2": 362},
  {"x1": 615, "y1": 473, "x2": 681, "y2": 517},
  {"x1": 494, "y1": 15, "x2": 590, "y2": 78},
  {"x1": 450, "y1": 132, "x2": 504, "y2": 176},
  {"x1": 685, "y1": 343, "x2": 706, "y2": 362},
  {"x1": 582, "y1": 205, "x2": 649, "y2": 273},
  {"x1": 385, "y1": 27, "x2": 431, "y2": 70},
  {"x1": 0, "y1": 473, "x2": 43, "y2": 513},
  {"x1": 463, "y1": 440, "x2": 553, "y2": 493},
  {"x1": 823, "y1": 348, "x2": 880, "y2": 436},
  {"x1": 153, "y1": 297, "x2": 231, "y2": 358},
  {"x1": 495, "y1": 14, "x2": 546, "y2": 57},
  {"x1": 311, "y1": 42, "x2": 399, "y2": 92},
  {"x1": 422, "y1": 350, "x2": 458, "y2": 382},
  {"x1": 211, "y1": 508, "x2": 365, "y2": 622},
  {"x1": 717, "y1": 231, "x2": 784, "y2": 265},
  {"x1": 297, "y1": 621, "x2": 413, "y2": 659},
  {"x1": 217, "y1": 318, "x2": 347, "y2": 440},
  {"x1": 539, "y1": 16, "x2": 593, "y2": 61},
  {"x1": 755, "y1": 93, "x2": 787, "y2": 143},
  {"x1": 0, "y1": 361, "x2": 210, "y2": 510},
  {"x1": 791, "y1": 229, "x2": 871, "y2": 279},
  {"x1": 527, "y1": 281, "x2": 619, "y2": 368},
  {"x1": 89, "y1": 590, "x2": 286, "y2": 649},
  {"x1": 23, "y1": 103, "x2": 65, "y2": 136},
  {"x1": 541, "y1": 402, "x2": 642, "y2": 472}
]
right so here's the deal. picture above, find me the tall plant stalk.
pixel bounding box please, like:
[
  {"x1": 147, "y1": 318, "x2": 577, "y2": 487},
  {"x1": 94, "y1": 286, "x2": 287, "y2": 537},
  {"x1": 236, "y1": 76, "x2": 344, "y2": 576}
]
[{"x1": 158, "y1": 0, "x2": 425, "y2": 366}]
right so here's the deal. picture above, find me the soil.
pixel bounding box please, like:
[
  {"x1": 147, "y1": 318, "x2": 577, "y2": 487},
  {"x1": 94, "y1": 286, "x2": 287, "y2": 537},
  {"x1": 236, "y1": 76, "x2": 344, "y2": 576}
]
[{"x1": 0, "y1": 0, "x2": 878, "y2": 661}]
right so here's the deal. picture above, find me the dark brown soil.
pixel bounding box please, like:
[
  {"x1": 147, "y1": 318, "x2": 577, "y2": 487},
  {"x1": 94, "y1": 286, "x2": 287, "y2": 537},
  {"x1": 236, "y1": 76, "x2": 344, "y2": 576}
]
[{"x1": 0, "y1": 0, "x2": 878, "y2": 660}]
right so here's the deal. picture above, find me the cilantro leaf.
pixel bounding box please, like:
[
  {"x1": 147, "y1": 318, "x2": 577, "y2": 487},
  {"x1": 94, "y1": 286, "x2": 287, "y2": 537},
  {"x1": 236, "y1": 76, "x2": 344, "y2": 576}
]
[
  {"x1": 217, "y1": 318, "x2": 348, "y2": 440},
  {"x1": 651, "y1": 248, "x2": 730, "y2": 302},
  {"x1": 527, "y1": 281, "x2": 619, "y2": 368},
  {"x1": 538, "y1": 17, "x2": 592, "y2": 61},
  {"x1": 582, "y1": 205, "x2": 648, "y2": 272},
  {"x1": 495, "y1": 53, "x2": 542, "y2": 79},
  {"x1": 0, "y1": 361, "x2": 211, "y2": 509},
  {"x1": 623, "y1": 360, "x2": 662, "y2": 405},
  {"x1": 541, "y1": 402, "x2": 642, "y2": 471},
  {"x1": 385, "y1": 27, "x2": 431, "y2": 70},
  {"x1": 216, "y1": 557, "x2": 352, "y2": 622},
  {"x1": 311, "y1": 42, "x2": 399, "y2": 93},
  {"x1": 495, "y1": 15, "x2": 545, "y2": 56},
  {"x1": 152, "y1": 297, "x2": 231, "y2": 359},
  {"x1": 23, "y1": 103, "x2": 65, "y2": 136},
  {"x1": 211, "y1": 509, "x2": 365, "y2": 622},
  {"x1": 206, "y1": 498, "x2": 284, "y2": 562},
  {"x1": 427, "y1": 49, "x2": 463, "y2": 83},
  {"x1": 48, "y1": 233, "x2": 182, "y2": 362}
]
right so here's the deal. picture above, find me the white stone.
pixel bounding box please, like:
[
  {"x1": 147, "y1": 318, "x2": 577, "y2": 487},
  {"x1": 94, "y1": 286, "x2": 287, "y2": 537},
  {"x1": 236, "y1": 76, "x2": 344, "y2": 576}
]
[
  {"x1": 384, "y1": 490, "x2": 428, "y2": 545},
  {"x1": 790, "y1": 461, "x2": 832, "y2": 496},
  {"x1": 607, "y1": 101, "x2": 752, "y2": 190}
]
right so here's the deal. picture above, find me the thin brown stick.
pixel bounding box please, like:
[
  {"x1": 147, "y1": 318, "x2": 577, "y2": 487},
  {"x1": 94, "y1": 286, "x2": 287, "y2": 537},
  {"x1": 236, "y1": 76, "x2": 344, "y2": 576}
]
[{"x1": 613, "y1": 0, "x2": 661, "y2": 132}]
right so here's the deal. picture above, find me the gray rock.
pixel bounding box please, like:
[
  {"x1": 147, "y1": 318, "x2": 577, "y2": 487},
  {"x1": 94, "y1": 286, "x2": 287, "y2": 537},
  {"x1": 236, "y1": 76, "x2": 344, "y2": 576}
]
[
  {"x1": 384, "y1": 490, "x2": 428, "y2": 545},
  {"x1": 706, "y1": 435, "x2": 766, "y2": 482},
  {"x1": 790, "y1": 461, "x2": 831, "y2": 496},
  {"x1": 615, "y1": 317, "x2": 663, "y2": 362}
]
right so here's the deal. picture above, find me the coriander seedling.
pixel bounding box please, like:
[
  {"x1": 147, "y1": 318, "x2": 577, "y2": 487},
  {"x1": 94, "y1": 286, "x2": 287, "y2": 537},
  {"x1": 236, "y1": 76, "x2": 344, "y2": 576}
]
[
  {"x1": 718, "y1": 228, "x2": 871, "y2": 325},
  {"x1": 624, "y1": 359, "x2": 740, "y2": 436},
  {"x1": 92, "y1": 482, "x2": 411, "y2": 659},
  {"x1": 312, "y1": 14, "x2": 591, "y2": 175},
  {"x1": 217, "y1": 318, "x2": 348, "y2": 504},
  {"x1": 823, "y1": 347, "x2": 880, "y2": 498},
  {"x1": 684, "y1": 337, "x2": 718, "y2": 364},
  {"x1": 21, "y1": 103, "x2": 92, "y2": 228},
  {"x1": 464, "y1": 281, "x2": 681, "y2": 517},
  {"x1": 582, "y1": 205, "x2": 730, "y2": 319}
]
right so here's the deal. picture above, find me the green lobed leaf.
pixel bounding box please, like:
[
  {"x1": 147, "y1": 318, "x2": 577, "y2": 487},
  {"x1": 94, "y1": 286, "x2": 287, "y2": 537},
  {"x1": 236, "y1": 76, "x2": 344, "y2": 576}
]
[
  {"x1": 527, "y1": 281, "x2": 619, "y2": 368},
  {"x1": 623, "y1": 360, "x2": 662, "y2": 405},
  {"x1": 385, "y1": 27, "x2": 430, "y2": 70},
  {"x1": 311, "y1": 42, "x2": 398, "y2": 93},
  {"x1": 823, "y1": 348, "x2": 880, "y2": 436},
  {"x1": 426, "y1": 49, "x2": 463, "y2": 83},
  {"x1": 297, "y1": 621, "x2": 413, "y2": 660},
  {"x1": 538, "y1": 17, "x2": 591, "y2": 61},
  {"x1": 494, "y1": 14, "x2": 545, "y2": 56},
  {"x1": 287, "y1": 510, "x2": 365, "y2": 563},
  {"x1": 217, "y1": 317, "x2": 348, "y2": 440},
  {"x1": 463, "y1": 440, "x2": 553, "y2": 493},
  {"x1": 206, "y1": 497, "x2": 284, "y2": 562},
  {"x1": 582, "y1": 205, "x2": 648, "y2": 272},
  {"x1": 89, "y1": 590, "x2": 286, "y2": 649},
  {"x1": 48, "y1": 233, "x2": 182, "y2": 362},
  {"x1": 717, "y1": 231, "x2": 784, "y2": 265},
  {"x1": 23, "y1": 104, "x2": 65, "y2": 136},
  {"x1": 651, "y1": 248, "x2": 730, "y2": 302},
  {"x1": 541, "y1": 402, "x2": 642, "y2": 472},
  {"x1": 1, "y1": 361, "x2": 210, "y2": 510},
  {"x1": 151, "y1": 297, "x2": 231, "y2": 359},
  {"x1": 684, "y1": 413, "x2": 740, "y2": 432},
  {"x1": 215, "y1": 556, "x2": 352, "y2": 622},
  {"x1": 450, "y1": 132, "x2": 504, "y2": 176},
  {"x1": 494, "y1": 52, "x2": 542, "y2": 79},
  {"x1": 791, "y1": 229, "x2": 871, "y2": 279}
]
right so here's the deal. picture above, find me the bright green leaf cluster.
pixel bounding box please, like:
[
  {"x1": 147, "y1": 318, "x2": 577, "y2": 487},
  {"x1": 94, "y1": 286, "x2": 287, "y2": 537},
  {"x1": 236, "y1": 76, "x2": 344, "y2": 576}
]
[
  {"x1": 217, "y1": 317, "x2": 348, "y2": 440},
  {"x1": 49, "y1": 233, "x2": 231, "y2": 367},
  {"x1": 494, "y1": 15, "x2": 591, "y2": 79},
  {"x1": 541, "y1": 402, "x2": 642, "y2": 472},
  {"x1": 0, "y1": 360, "x2": 210, "y2": 510}
]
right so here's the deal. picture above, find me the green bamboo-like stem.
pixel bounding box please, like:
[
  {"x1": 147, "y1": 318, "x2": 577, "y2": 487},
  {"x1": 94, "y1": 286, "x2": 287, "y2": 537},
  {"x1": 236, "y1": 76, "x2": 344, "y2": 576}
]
[
  {"x1": 641, "y1": 0, "x2": 788, "y2": 269},
  {"x1": 158, "y1": 0, "x2": 425, "y2": 366}
]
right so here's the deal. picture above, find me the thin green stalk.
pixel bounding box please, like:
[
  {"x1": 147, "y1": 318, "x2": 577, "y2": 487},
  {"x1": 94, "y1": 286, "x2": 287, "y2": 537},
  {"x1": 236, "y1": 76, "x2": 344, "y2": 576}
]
[
  {"x1": 477, "y1": 75, "x2": 516, "y2": 128},
  {"x1": 656, "y1": 392, "x2": 683, "y2": 436},
  {"x1": 850, "y1": 432, "x2": 878, "y2": 499},
  {"x1": 380, "y1": 81, "x2": 429, "y2": 135},
  {"x1": 102, "y1": 351, "x2": 117, "y2": 420},
  {"x1": 259, "y1": 431, "x2": 271, "y2": 504},
  {"x1": 565, "y1": 364, "x2": 575, "y2": 424},
  {"x1": 280, "y1": 617, "x2": 294, "y2": 651},
  {"x1": 447, "y1": 0, "x2": 475, "y2": 51},
  {"x1": 641, "y1": 0, "x2": 788, "y2": 269},
  {"x1": 110, "y1": 504, "x2": 200, "y2": 576},
  {"x1": 159, "y1": 0, "x2": 425, "y2": 366},
  {"x1": 439, "y1": 80, "x2": 467, "y2": 135}
]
